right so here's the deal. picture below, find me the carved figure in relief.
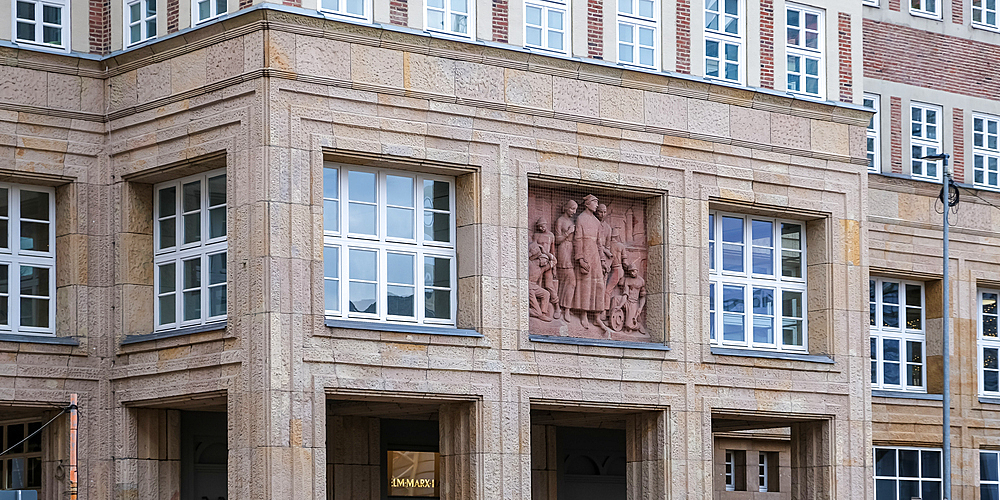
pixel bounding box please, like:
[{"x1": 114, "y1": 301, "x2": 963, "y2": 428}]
[
  {"x1": 531, "y1": 218, "x2": 559, "y2": 312},
  {"x1": 553, "y1": 200, "x2": 578, "y2": 321},
  {"x1": 571, "y1": 194, "x2": 611, "y2": 333},
  {"x1": 528, "y1": 243, "x2": 554, "y2": 321},
  {"x1": 604, "y1": 227, "x2": 627, "y2": 313},
  {"x1": 608, "y1": 262, "x2": 647, "y2": 334},
  {"x1": 596, "y1": 204, "x2": 613, "y2": 277}
]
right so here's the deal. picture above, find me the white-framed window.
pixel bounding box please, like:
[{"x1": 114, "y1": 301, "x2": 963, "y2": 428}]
[
  {"x1": 974, "y1": 114, "x2": 1000, "y2": 189},
  {"x1": 758, "y1": 452, "x2": 768, "y2": 492},
  {"x1": 0, "y1": 420, "x2": 43, "y2": 491},
  {"x1": 125, "y1": 0, "x2": 156, "y2": 46},
  {"x1": 0, "y1": 185, "x2": 55, "y2": 336},
  {"x1": 973, "y1": 0, "x2": 999, "y2": 28},
  {"x1": 525, "y1": 0, "x2": 567, "y2": 54},
  {"x1": 704, "y1": 0, "x2": 743, "y2": 83},
  {"x1": 13, "y1": 0, "x2": 68, "y2": 50},
  {"x1": 983, "y1": 451, "x2": 1000, "y2": 499},
  {"x1": 617, "y1": 0, "x2": 657, "y2": 68},
  {"x1": 425, "y1": 0, "x2": 472, "y2": 37},
  {"x1": 318, "y1": 0, "x2": 369, "y2": 22},
  {"x1": 863, "y1": 0, "x2": 879, "y2": 6},
  {"x1": 192, "y1": 0, "x2": 226, "y2": 24},
  {"x1": 874, "y1": 447, "x2": 942, "y2": 500},
  {"x1": 153, "y1": 170, "x2": 227, "y2": 330},
  {"x1": 865, "y1": 94, "x2": 881, "y2": 173},
  {"x1": 910, "y1": 103, "x2": 943, "y2": 181},
  {"x1": 708, "y1": 212, "x2": 806, "y2": 352},
  {"x1": 870, "y1": 278, "x2": 925, "y2": 392},
  {"x1": 323, "y1": 165, "x2": 457, "y2": 326},
  {"x1": 724, "y1": 451, "x2": 735, "y2": 491},
  {"x1": 979, "y1": 290, "x2": 1000, "y2": 396},
  {"x1": 909, "y1": 0, "x2": 939, "y2": 19},
  {"x1": 785, "y1": 4, "x2": 824, "y2": 99}
]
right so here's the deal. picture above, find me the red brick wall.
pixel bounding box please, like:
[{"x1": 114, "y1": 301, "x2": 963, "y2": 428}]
[
  {"x1": 676, "y1": 0, "x2": 691, "y2": 73},
  {"x1": 284, "y1": 0, "x2": 301, "y2": 7},
  {"x1": 889, "y1": 0, "x2": 900, "y2": 12},
  {"x1": 390, "y1": 0, "x2": 408, "y2": 25},
  {"x1": 89, "y1": 0, "x2": 110, "y2": 54},
  {"x1": 890, "y1": 96, "x2": 903, "y2": 174},
  {"x1": 240, "y1": 0, "x2": 253, "y2": 9},
  {"x1": 588, "y1": 0, "x2": 603, "y2": 59},
  {"x1": 168, "y1": 0, "x2": 180, "y2": 32},
  {"x1": 952, "y1": 0, "x2": 963, "y2": 24},
  {"x1": 493, "y1": 0, "x2": 509, "y2": 42},
  {"x1": 838, "y1": 12, "x2": 852, "y2": 103},
  {"x1": 865, "y1": 19, "x2": 1000, "y2": 100},
  {"x1": 953, "y1": 108, "x2": 965, "y2": 182},
  {"x1": 759, "y1": 0, "x2": 774, "y2": 88}
]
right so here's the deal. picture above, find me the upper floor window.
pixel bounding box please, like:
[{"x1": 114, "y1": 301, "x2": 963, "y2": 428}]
[
  {"x1": 708, "y1": 212, "x2": 806, "y2": 352},
  {"x1": 909, "y1": 0, "x2": 939, "y2": 19},
  {"x1": 704, "y1": 0, "x2": 742, "y2": 84},
  {"x1": 323, "y1": 165, "x2": 456, "y2": 326},
  {"x1": 0, "y1": 420, "x2": 42, "y2": 491},
  {"x1": 125, "y1": 0, "x2": 156, "y2": 46},
  {"x1": 974, "y1": 114, "x2": 1000, "y2": 189},
  {"x1": 910, "y1": 103, "x2": 942, "y2": 181},
  {"x1": 785, "y1": 4, "x2": 824, "y2": 99},
  {"x1": 426, "y1": 0, "x2": 471, "y2": 37},
  {"x1": 874, "y1": 447, "x2": 942, "y2": 500},
  {"x1": 863, "y1": 0, "x2": 879, "y2": 6},
  {"x1": 14, "y1": 0, "x2": 67, "y2": 50},
  {"x1": 866, "y1": 94, "x2": 881, "y2": 173},
  {"x1": 984, "y1": 451, "x2": 1000, "y2": 499},
  {"x1": 319, "y1": 0, "x2": 368, "y2": 22},
  {"x1": 870, "y1": 278, "x2": 925, "y2": 392},
  {"x1": 973, "y1": 0, "x2": 999, "y2": 28},
  {"x1": 153, "y1": 170, "x2": 227, "y2": 330},
  {"x1": 617, "y1": 0, "x2": 657, "y2": 68},
  {"x1": 525, "y1": 0, "x2": 567, "y2": 54},
  {"x1": 0, "y1": 185, "x2": 55, "y2": 336},
  {"x1": 193, "y1": 0, "x2": 226, "y2": 24},
  {"x1": 980, "y1": 290, "x2": 1000, "y2": 396}
]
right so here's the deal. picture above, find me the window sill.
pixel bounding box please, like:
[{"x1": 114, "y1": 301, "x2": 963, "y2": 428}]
[
  {"x1": 979, "y1": 396, "x2": 1000, "y2": 405},
  {"x1": 325, "y1": 319, "x2": 482, "y2": 337},
  {"x1": 528, "y1": 334, "x2": 670, "y2": 351},
  {"x1": 122, "y1": 322, "x2": 227, "y2": 345},
  {"x1": 710, "y1": 347, "x2": 834, "y2": 364},
  {"x1": 0, "y1": 333, "x2": 79, "y2": 345},
  {"x1": 872, "y1": 390, "x2": 942, "y2": 400}
]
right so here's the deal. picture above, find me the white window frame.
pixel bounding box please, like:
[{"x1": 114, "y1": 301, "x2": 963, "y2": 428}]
[
  {"x1": 616, "y1": 0, "x2": 658, "y2": 69},
  {"x1": 124, "y1": 0, "x2": 157, "y2": 47},
  {"x1": 910, "y1": 102, "x2": 943, "y2": 181},
  {"x1": 979, "y1": 289, "x2": 1000, "y2": 397},
  {"x1": 323, "y1": 164, "x2": 458, "y2": 326},
  {"x1": 708, "y1": 212, "x2": 807, "y2": 352},
  {"x1": 785, "y1": 4, "x2": 825, "y2": 99},
  {"x1": 12, "y1": 0, "x2": 69, "y2": 51},
  {"x1": 870, "y1": 278, "x2": 926, "y2": 393},
  {"x1": 424, "y1": 0, "x2": 474, "y2": 38},
  {"x1": 0, "y1": 184, "x2": 56, "y2": 336},
  {"x1": 192, "y1": 0, "x2": 227, "y2": 25},
  {"x1": 983, "y1": 451, "x2": 1000, "y2": 499},
  {"x1": 862, "y1": 0, "x2": 879, "y2": 6},
  {"x1": 973, "y1": 0, "x2": 999, "y2": 29},
  {"x1": 973, "y1": 114, "x2": 1000, "y2": 190},
  {"x1": 318, "y1": 0, "x2": 370, "y2": 22},
  {"x1": 865, "y1": 94, "x2": 881, "y2": 173},
  {"x1": 704, "y1": 0, "x2": 744, "y2": 84},
  {"x1": 758, "y1": 452, "x2": 768, "y2": 492},
  {"x1": 0, "y1": 419, "x2": 44, "y2": 491},
  {"x1": 874, "y1": 447, "x2": 943, "y2": 500},
  {"x1": 725, "y1": 451, "x2": 735, "y2": 491},
  {"x1": 909, "y1": 0, "x2": 940, "y2": 19},
  {"x1": 153, "y1": 170, "x2": 227, "y2": 330},
  {"x1": 524, "y1": 0, "x2": 568, "y2": 55}
]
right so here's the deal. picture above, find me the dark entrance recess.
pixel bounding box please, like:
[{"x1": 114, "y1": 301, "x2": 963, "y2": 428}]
[
  {"x1": 556, "y1": 427, "x2": 626, "y2": 500},
  {"x1": 181, "y1": 411, "x2": 228, "y2": 500}
]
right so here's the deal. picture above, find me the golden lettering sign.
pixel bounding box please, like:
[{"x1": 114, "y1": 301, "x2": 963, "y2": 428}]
[{"x1": 387, "y1": 450, "x2": 440, "y2": 498}]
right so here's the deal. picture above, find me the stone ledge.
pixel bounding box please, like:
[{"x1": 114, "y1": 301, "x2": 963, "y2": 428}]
[
  {"x1": 529, "y1": 334, "x2": 671, "y2": 351},
  {"x1": 122, "y1": 322, "x2": 227, "y2": 344},
  {"x1": 0, "y1": 333, "x2": 79, "y2": 345},
  {"x1": 325, "y1": 319, "x2": 482, "y2": 337},
  {"x1": 979, "y1": 396, "x2": 1000, "y2": 405},
  {"x1": 872, "y1": 390, "x2": 943, "y2": 401},
  {"x1": 710, "y1": 347, "x2": 834, "y2": 364}
]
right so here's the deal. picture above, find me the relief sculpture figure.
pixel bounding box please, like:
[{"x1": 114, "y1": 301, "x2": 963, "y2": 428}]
[
  {"x1": 531, "y1": 218, "x2": 559, "y2": 316},
  {"x1": 609, "y1": 262, "x2": 647, "y2": 334},
  {"x1": 528, "y1": 243, "x2": 554, "y2": 321},
  {"x1": 553, "y1": 200, "x2": 578, "y2": 321},
  {"x1": 571, "y1": 194, "x2": 611, "y2": 334},
  {"x1": 604, "y1": 227, "x2": 627, "y2": 313},
  {"x1": 596, "y1": 204, "x2": 613, "y2": 278}
]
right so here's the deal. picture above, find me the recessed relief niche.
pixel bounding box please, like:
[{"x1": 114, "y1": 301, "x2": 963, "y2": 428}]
[{"x1": 528, "y1": 186, "x2": 651, "y2": 342}]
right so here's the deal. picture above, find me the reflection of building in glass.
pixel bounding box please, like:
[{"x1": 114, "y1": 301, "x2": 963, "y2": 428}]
[{"x1": 387, "y1": 451, "x2": 439, "y2": 497}]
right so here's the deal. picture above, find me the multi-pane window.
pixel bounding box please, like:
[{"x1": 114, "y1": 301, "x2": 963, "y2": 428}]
[
  {"x1": 323, "y1": 165, "x2": 456, "y2": 325},
  {"x1": 0, "y1": 185, "x2": 55, "y2": 336},
  {"x1": 866, "y1": 94, "x2": 881, "y2": 173},
  {"x1": 983, "y1": 451, "x2": 1000, "y2": 499},
  {"x1": 193, "y1": 0, "x2": 226, "y2": 24},
  {"x1": 980, "y1": 290, "x2": 1000, "y2": 396},
  {"x1": 870, "y1": 279, "x2": 925, "y2": 392},
  {"x1": 973, "y1": 0, "x2": 999, "y2": 28},
  {"x1": 758, "y1": 452, "x2": 768, "y2": 492},
  {"x1": 704, "y1": 0, "x2": 742, "y2": 83},
  {"x1": 724, "y1": 451, "x2": 735, "y2": 491},
  {"x1": 426, "y1": 0, "x2": 471, "y2": 37},
  {"x1": 318, "y1": 0, "x2": 368, "y2": 21},
  {"x1": 974, "y1": 114, "x2": 1000, "y2": 189},
  {"x1": 154, "y1": 171, "x2": 227, "y2": 330},
  {"x1": 525, "y1": 0, "x2": 567, "y2": 54},
  {"x1": 125, "y1": 0, "x2": 156, "y2": 46},
  {"x1": 617, "y1": 0, "x2": 657, "y2": 68},
  {"x1": 0, "y1": 421, "x2": 42, "y2": 491},
  {"x1": 911, "y1": 103, "x2": 942, "y2": 181},
  {"x1": 14, "y1": 0, "x2": 68, "y2": 49},
  {"x1": 909, "y1": 0, "x2": 939, "y2": 18},
  {"x1": 708, "y1": 213, "x2": 806, "y2": 352},
  {"x1": 785, "y1": 5, "x2": 824, "y2": 99},
  {"x1": 874, "y1": 447, "x2": 942, "y2": 500}
]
